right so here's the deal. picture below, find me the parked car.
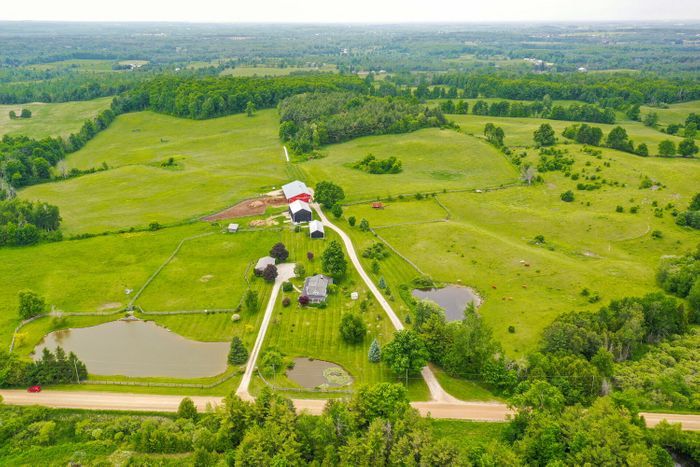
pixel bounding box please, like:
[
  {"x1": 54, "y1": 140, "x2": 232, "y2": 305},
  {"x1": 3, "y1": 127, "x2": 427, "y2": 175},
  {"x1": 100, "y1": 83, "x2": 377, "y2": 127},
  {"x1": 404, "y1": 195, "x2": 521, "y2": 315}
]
[{"x1": 27, "y1": 385, "x2": 41, "y2": 393}]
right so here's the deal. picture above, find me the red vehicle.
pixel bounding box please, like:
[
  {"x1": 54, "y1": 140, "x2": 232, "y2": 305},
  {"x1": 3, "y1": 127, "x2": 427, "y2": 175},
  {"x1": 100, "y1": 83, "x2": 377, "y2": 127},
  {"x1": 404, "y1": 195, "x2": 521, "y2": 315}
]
[{"x1": 27, "y1": 385, "x2": 42, "y2": 393}]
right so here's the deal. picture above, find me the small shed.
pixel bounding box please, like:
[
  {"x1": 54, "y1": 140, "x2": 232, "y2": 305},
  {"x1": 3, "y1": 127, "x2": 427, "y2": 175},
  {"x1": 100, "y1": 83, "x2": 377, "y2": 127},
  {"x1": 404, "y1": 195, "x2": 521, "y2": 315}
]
[
  {"x1": 303, "y1": 274, "x2": 333, "y2": 303},
  {"x1": 309, "y1": 220, "x2": 325, "y2": 239},
  {"x1": 227, "y1": 223, "x2": 239, "y2": 233},
  {"x1": 371, "y1": 202, "x2": 384, "y2": 209},
  {"x1": 255, "y1": 256, "x2": 276, "y2": 275},
  {"x1": 289, "y1": 200, "x2": 312, "y2": 223}
]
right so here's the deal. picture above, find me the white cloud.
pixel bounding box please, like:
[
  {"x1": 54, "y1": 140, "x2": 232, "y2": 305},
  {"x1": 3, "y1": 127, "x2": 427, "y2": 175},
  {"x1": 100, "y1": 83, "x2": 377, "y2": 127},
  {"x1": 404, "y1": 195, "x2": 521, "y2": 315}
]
[{"x1": 1, "y1": 0, "x2": 699, "y2": 22}]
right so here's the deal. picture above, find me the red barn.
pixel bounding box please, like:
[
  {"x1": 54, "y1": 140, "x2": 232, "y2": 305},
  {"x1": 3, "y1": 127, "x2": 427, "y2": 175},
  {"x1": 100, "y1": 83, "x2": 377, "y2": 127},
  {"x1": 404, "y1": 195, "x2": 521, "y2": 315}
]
[{"x1": 282, "y1": 180, "x2": 312, "y2": 203}]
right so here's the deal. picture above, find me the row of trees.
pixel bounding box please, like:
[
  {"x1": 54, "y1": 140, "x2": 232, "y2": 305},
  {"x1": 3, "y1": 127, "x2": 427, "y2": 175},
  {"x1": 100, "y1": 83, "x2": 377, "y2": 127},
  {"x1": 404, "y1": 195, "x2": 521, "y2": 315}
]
[
  {"x1": 0, "y1": 346, "x2": 87, "y2": 387},
  {"x1": 8, "y1": 109, "x2": 31, "y2": 119},
  {"x1": 279, "y1": 91, "x2": 448, "y2": 154}
]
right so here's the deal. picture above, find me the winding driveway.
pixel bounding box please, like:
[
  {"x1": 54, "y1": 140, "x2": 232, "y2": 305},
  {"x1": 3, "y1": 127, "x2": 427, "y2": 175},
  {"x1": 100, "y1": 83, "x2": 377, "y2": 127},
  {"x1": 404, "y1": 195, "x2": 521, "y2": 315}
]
[
  {"x1": 236, "y1": 262, "x2": 296, "y2": 400},
  {"x1": 312, "y1": 203, "x2": 458, "y2": 403}
]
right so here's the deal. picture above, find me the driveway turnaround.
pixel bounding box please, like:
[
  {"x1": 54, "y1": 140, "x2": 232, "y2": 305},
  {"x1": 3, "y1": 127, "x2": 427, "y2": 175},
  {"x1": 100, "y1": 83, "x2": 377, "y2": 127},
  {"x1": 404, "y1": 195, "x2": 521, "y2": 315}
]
[
  {"x1": 312, "y1": 203, "x2": 458, "y2": 403},
  {"x1": 236, "y1": 262, "x2": 296, "y2": 400}
]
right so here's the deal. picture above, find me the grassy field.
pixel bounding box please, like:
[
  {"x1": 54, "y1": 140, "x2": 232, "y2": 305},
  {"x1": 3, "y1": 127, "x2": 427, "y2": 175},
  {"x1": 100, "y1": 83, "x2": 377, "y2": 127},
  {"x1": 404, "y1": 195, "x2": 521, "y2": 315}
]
[
  {"x1": 430, "y1": 419, "x2": 507, "y2": 453},
  {"x1": 260, "y1": 228, "x2": 430, "y2": 400},
  {"x1": 220, "y1": 64, "x2": 337, "y2": 76},
  {"x1": 341, "y1": 144, "x2": 700, "y2": 356},
  {"x1": 449, "y1": 114, "x2": 688, "y2": 150},
  {"x1": 0, "y1": 97, "x2": 113, "y2": 139},
  {"x1": 640, "y1": 100, "x2": 700, "y2": 126},
  {"x1": 20, "y1": 109, "x2": 288, "y2": 234},
  {"x1": 301, "y1": 128, "x2": 519, "y2": 202},
  {"x1": 0, "y1": 223, "x2": 213, "y2": 349},
  {"x1": 25, "y1": 59, "x2": 119, "y2": 72}
]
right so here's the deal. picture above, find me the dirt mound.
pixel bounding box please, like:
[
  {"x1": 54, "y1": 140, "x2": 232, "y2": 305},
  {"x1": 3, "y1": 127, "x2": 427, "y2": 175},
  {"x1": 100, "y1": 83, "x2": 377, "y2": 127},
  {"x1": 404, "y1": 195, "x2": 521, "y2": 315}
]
[{"x1": 203, "y1": 196, "x2": 287, "y2": 221}]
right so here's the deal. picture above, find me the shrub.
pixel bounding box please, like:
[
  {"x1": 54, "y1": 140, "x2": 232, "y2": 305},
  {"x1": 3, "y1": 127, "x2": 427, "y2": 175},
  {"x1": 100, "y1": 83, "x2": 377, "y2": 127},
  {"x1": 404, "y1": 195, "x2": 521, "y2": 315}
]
[
  {"x1": 282, "y1": 281, "x2": 293, "y2": 292},
  {"x1": 299, "y1": 295, "x2": 310, "y2": 306},
  {"x1": 508, "y1": 326, "x2": 516, "y2": 333},
  {"x1": 282, "y1": 297, "x2": 291, "y2": 307},
  {"x1": 560, "y1": 190, "x2": 575, "y2": 202},
  {"x1": 348, "y1": 216, "x2": 356, "y2": 227},
  {"x1": 340, "y1": 313, "x2": 367, "y2": 344},
  {"x1": 177, "y1": 398, "x2": 198, "y2": 420}
]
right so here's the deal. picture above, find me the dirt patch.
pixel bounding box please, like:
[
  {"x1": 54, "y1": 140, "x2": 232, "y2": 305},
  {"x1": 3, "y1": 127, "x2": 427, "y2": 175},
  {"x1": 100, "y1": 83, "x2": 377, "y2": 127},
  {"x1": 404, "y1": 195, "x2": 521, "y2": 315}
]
[
  {"x1": 98, "y1": 302, "x2": 122, "y2": 311},
  {"x1": 203, "y1": 196, "x2": 287, "y2": 221}
]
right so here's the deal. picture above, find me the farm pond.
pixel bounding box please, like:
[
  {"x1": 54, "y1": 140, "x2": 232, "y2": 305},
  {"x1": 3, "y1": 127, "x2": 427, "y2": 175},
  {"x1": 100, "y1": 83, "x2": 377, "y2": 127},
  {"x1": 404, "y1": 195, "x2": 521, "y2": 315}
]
[
  {"x1": 286, "y1": 358, "x2": 353, "y2": 389},
  {"x1": 411, "y1": 285, "x2": 480, "y2": 321},
  {"x1": 33, "y1": 319, "x2": 229, "y2": 378}
]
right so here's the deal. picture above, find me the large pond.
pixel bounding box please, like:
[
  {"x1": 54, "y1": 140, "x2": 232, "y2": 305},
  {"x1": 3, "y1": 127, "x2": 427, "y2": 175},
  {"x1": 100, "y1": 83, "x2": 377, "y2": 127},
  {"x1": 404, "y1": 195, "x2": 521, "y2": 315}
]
[
  {"x1": 33, "y1": 319, "x2": 229, "y2": 378},
  {"x1": 286, "y1": 358, "x2": 353, "y2": 389},
  {"x1": 412, "y1": 285, "x2": 480, "y2": 321}
]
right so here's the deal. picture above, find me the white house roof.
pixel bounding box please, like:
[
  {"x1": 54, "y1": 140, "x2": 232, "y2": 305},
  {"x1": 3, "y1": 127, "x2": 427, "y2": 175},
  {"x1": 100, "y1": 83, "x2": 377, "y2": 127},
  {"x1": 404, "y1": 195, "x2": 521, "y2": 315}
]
[
  {"x1": 255, "y1": 256, "x2": 276, "y2": 270},
  {"x1": 227, "y1": 223, "x2": 239, "y2": 231},
  {"x1": 303, "y1": 274, "x2": 333, "y2": 298},
  {"x1": 282, "y1": 180, "x2": 310, "y2": 200},
  {"x1": 309, "y1": 220, "x2": 324, "y2": 234},
  {"x1": 289, "y1": 199, "x2": 311, "y2": 214}
]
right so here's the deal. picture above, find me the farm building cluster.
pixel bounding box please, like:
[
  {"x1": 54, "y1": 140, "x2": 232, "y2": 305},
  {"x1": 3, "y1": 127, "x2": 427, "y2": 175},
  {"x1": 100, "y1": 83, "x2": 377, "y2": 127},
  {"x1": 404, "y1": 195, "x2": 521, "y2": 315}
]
[{"x1": 282, "y1": 180, "x2": 324, "y2": 239}]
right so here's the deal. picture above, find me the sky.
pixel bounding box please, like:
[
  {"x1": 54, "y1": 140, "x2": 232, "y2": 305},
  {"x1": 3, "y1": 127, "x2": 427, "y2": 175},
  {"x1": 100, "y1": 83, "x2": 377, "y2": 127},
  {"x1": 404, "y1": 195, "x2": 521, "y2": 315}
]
[{"x1": 1, "y1": 0, "x2": 699, "y2": 23}]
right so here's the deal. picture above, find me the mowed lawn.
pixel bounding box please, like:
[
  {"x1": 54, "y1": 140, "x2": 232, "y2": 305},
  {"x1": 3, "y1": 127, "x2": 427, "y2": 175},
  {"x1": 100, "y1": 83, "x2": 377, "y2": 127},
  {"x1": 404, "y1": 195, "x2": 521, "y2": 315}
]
[
  {"x1": 343, "y1": 145, "x2": 700, "y2": 356},
  {"x1": 0, "y1": 97, "x2": 113, "y2": 139},
  {"x1": 260, "y1": 228, "x2": 430, "y2": 400},
  {"x1": 449, "y1": 114, "x2": 688, "y2": 150},
  {"x1": 19, "y1": 109, "x2": 288, "y2": 234},
  {"x1": 0, "y1": 223, "x2": 213, "y2": 349},
  {"x1": 301, "y1": 128, "x2": 519, "y2": 201}
]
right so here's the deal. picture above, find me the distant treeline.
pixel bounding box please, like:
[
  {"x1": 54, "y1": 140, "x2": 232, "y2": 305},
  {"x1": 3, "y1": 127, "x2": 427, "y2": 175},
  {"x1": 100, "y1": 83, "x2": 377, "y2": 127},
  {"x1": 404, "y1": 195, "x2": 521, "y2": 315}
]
[
  {"x1": 428, "y1": 72, "x2": 700, "y2": 107},
  {"x1": 112, "y1": 74, "x2": 367, "y2": 119},
  {"x1": 440, "y1": 98, "x2": 616, "y2": 124},
  {"x1": 278, "y1": 92, "x2": 447, "y2": 153}
]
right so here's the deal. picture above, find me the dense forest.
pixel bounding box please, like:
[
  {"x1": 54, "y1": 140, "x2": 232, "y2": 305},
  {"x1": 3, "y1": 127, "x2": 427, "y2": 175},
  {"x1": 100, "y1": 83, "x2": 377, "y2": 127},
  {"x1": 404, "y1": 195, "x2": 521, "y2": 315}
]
[
  {"x1": 0, "y1": 199, "x2": 62, "y2": 246},
  {"x1": 278, "y1": 92, "x2": 447, "y2": 153},
  {"x1": 113, "y1": 74, "x2": 366, "y2": 119}
]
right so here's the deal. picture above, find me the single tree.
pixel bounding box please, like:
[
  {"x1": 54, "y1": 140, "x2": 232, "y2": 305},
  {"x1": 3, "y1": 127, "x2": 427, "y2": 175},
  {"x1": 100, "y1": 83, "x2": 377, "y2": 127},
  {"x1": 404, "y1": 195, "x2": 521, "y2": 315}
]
[
  {"x1": 348, "y1": 216, "x2": 356, "y2": 227},
  {"x1": 262, "y1": 264, "x2": 278, "y2": 282},
  {"x1": 560, "y1": 190, "x2": 575, "y2": 202},
  {"x1": 306, "y1": 251, "x2": 314, "y2": 261},
  {"x1": 177, "y1": 397, "x2": 198, "y2": 420},
  {"x1": 331, "y1": 204, "x2": 343, "y2": 219},
  {"x1": 20, "y1": 108, "x2": 32, "y2": 119},
  {"x1": 382, "y1": 330, "x2": 430, "y2": 385},
  {"x1": 340, "y1": 313, "x2": 367, "y2": 344},
  {"x1": 605, "y1": 126, "x2": 633, "y2": 152},
  {"x1": 270, "y1": 242, "x2": 289, "y2": 262},
  {"x1": 679, "y1": 138, "x2": 699, "y2": 157},
  {"x1": 322, "y1": 240, "x2": 347, "y2": 278},
  {"x1": 533, "y1": 123, "x2": 556, "y2": 147},
  {"x1": 228, "y1": 337, "x2": 249, "y2": 365},
  {"x1": 244, "y1": 290, "x2": 259, "y2": 312},
  {"x1": 368, "y1": 339, "x2": 381, "y2": 363},
  {"x1": 315, "y1": 181, "x2": 345, "y2": 208},
  {"x1": 298, "y1": 295, "x2": 310, "y2": 306},
  {"x1": 635, "y1": 143, "x2": 649, "y2": 157},
  {"x1": 8, "y1": 110, "x2": 16, "y2": 120},
  {"x1": 293, "y1": 263, "x2": 305, "y2": 277},
  {"x1": 643, "y1": 112, "x2": 659, "y2": 127},
  {"x1": 359, "y1": 218, "x2": 370, "y2": 232},
  {"x1": 625, "y1": 104, "x2": 641, "y2": 121},
  {"x1": 658, "y1": 140, "x2": 676, "y2": 157},
  {"x1": 245, "y1": 101, "x2": 256, "y2": 117},
  {"x1": 18, "y1": 290, "x2": 45, "y2": 320}
]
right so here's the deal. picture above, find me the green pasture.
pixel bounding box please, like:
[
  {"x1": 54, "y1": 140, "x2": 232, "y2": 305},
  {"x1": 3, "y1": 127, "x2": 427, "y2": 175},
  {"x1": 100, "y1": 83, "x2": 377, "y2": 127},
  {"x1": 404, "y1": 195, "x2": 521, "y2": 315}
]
[
  {"x1": 0, "y1": 223, "x2": 212, "y2": 349},
  {"x1": 301, "y1": 128, "x2": 519, "y2": 202},
  {"x1": 260, "y1": 228, "x2": 430, "y2": 400},
  {"x1": 342, "y1": 144, "x2": 700, "y2": 355},
  {"x1": 220, "y1": 64, "x2": 337, "y2": 77},
  {"x1": 20, "y1": 109, "x2": 288, "y2": 233},
  {"x1": 449, "y1": 114, "x2": 687, "y2": 150},
  {"x1": 640, "y1": 100, "x2": 700, "y2": 126},
  {"x1": 25, "y1": 59, "x2": 119, "y2": 72},
  {"x1": 0, "y1": 97, "x2": 112, "y2": 139}
]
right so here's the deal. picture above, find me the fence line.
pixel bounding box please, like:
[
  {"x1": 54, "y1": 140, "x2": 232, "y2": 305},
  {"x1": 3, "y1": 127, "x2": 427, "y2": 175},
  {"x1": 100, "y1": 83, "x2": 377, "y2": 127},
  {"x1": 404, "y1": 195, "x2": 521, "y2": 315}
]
[
  {"x1": 342, "y1": 182, "x2": 521, "y2": 207},
  {"x1": 80, "y1": 371, "x2": 237, "y2": 389},
  {"x1": 370, "y1": 229, "x2": 427, "y2": 277},
  {"x1": 128, "y1": 231, "x2": 216, "y2": 307}
]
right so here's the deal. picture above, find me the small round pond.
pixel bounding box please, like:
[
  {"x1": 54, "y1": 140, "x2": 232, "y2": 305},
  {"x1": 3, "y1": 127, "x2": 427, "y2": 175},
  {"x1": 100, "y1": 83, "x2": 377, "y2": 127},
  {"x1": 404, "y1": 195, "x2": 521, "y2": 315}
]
[
  {"x1": 286, "y1": 358, "x2": 353, "y2": 389},
  {"x1": 33, "y1": 319, "x2": 229, "y2": 378},
  {"x1": 411, "y1": 285, "x2": 480, "y2": 321}
]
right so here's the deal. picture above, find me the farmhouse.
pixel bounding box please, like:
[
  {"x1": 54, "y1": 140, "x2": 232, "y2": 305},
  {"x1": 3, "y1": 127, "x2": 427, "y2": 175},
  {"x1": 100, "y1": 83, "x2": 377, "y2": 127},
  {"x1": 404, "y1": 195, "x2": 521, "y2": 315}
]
[
  {"x1": 302, "y1": 274, "x2": 333, "y2": 303},
  {"x1": 282, "y1": 180, "x2": 312, "y2": 203},
  {"x1": 289, "y1": 200, "x2": 312, "y2": 223},
  {"x1": 254, "y1": 256, "x2": 276, "y2": 274},
  {"x1": 309, "y1": 220, "x2": 325, "y2": 239}
]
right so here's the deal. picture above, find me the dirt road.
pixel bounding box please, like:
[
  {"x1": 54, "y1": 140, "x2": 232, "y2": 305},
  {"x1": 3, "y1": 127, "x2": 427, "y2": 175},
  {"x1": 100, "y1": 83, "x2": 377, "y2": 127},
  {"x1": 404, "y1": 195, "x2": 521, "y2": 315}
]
[
  {"x1": 2, "y1": 390, "x2": 697, "y2": 429},
  {"x1": 312, "y1": 203, "x2": 458, "y2": 403},
  {"x1": 236, "y1": 263, "x2": 295, "y2": 399}
]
